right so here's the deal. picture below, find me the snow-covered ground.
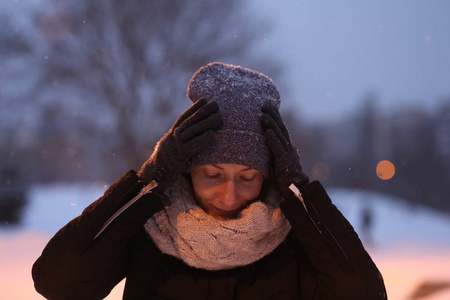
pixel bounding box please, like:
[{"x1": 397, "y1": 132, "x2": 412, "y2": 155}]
[{"x1": 1, "y1": 183, "x2": 450, "y2": 300}]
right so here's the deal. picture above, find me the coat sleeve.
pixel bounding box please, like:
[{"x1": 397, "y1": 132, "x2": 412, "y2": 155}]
[
  {"x1": 280, "y1": 181, "x2": 387, "y2": 300},
  {"x1": 32, "y1": 170, "x2": 164, "y2": 300}
]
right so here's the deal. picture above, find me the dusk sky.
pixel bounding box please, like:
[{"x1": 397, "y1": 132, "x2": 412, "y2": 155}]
[
  {"x1": 249, "y1": 0, "x2": 450, "y2": 123},
  {"x1": 3, "y1": 0, "x2": 450, "y2": 124}
]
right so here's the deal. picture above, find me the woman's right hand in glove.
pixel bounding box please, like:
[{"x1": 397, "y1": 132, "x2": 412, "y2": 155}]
[{"x1": 138, "y1": 98, "x2": 222, "y2": 191}]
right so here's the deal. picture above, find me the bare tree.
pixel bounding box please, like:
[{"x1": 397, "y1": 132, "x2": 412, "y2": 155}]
[
  {"x1": 34, "y1": 0, "x2": 273, "y2": 180},
  {"x1": 0, "y1": 10, "x2": 41, "y2": 179}
]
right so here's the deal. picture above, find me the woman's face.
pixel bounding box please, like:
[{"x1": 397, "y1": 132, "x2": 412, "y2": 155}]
[{"x1": 190, "y1": 163, "x2": 264, "y2": 220}]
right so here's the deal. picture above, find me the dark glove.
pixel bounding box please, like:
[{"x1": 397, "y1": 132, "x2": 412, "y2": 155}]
[
  {"x1": 260, "y1": 105, "x2": 309, "y2": 196},
  {"x1": 139, "y1": 98, "x2": 222, "y2": 191}
]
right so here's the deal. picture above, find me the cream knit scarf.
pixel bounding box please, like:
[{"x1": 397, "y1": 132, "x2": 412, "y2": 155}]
[{"x1": 144, "y1": 177, "x2": 291, "y2": 271}]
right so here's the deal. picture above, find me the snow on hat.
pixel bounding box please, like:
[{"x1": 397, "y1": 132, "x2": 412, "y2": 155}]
[{"x1": 187, "y1": 62, "x2": 280, "y2": 178}]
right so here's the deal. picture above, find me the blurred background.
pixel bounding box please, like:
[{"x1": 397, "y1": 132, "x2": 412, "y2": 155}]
[{"x1": 1, "y1": 0, "x2": 450, "y2": 299}]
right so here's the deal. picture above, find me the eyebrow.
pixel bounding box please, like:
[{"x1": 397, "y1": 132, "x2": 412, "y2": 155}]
[{"x1": 211, "y1": 164, "x2": 253, "y2": 171}]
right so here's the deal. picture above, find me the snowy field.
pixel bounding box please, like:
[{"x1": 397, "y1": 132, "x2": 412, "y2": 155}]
[{"x1": 1, "y1": 183, "x2": 450, "y2": 300}]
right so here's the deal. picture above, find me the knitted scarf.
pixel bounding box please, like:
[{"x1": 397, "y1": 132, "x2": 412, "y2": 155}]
[{"x1": 144, "y1": 177, "x2": 291, "y2": 271}]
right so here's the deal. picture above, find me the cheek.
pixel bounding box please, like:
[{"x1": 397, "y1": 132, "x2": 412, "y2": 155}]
[
  {"x1": 191, "y1": 181, "x2": 216, "y2": 209},
  {"x1": 237, "y1": 181, "x2": 264, "y2": 202}
]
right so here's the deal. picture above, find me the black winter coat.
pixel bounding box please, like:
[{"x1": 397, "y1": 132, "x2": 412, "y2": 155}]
[{"x1": 32, "y1": 170, "x2": 387, "y2": 300}]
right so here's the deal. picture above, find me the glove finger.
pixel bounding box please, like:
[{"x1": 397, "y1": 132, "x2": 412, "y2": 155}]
[
  {"x1": 264, "y1": 128, "x2": 287, "y2": 160},
  {"x1": 173, "y1": 98, "x2": 208, "y2": 128},
  {"x1": 177, "y1": 100, "x2": 219, "y2": 134},
  {"x1": 261, "y1": 113, "x2": 290, "y2": 153},
  {"x1": 178, "y1": 112, "x2": 222, "y2": 143},
  {"x1": 261, "y1": 106, "x2": 291, "y2": 143},
  {"x1": 182, "y1": 130, "x2": 216, "y2": 158}
]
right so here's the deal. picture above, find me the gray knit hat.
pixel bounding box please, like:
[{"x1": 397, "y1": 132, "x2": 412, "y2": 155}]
[{"x1": 187, "y1": 62, "x2": 280, "y2": 178}]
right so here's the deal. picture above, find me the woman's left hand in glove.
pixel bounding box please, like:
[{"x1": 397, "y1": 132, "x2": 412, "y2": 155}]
[{"x1": 260, "y1": 105, "x2": 309, "y2": 195}]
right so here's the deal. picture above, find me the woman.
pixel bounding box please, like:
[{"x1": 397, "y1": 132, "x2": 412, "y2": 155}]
[{"x1": 33, "y1": 62, "x2": 387, "y2": 299}]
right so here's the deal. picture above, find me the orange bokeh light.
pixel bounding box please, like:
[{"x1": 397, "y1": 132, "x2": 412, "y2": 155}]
[{"x1": 376, "y1": 160, "x2": 395, "y2": 180}]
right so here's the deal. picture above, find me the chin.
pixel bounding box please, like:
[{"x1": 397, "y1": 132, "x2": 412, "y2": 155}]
[{"x1": 209, "y1": 210, "x2": 241, "y2": 221}]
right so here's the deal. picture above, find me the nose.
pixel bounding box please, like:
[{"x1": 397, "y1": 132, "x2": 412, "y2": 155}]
[{"x1": 219, "y1": 180, "x2": 238, "y2": 208}]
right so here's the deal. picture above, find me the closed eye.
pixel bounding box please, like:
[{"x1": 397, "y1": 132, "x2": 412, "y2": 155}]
[
  {"x1": 204, "y1": 173, "x2": 221, "y2": 179},
  {"x1": 239, "y1": 176, "x2": 255, "y2": 182}
]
